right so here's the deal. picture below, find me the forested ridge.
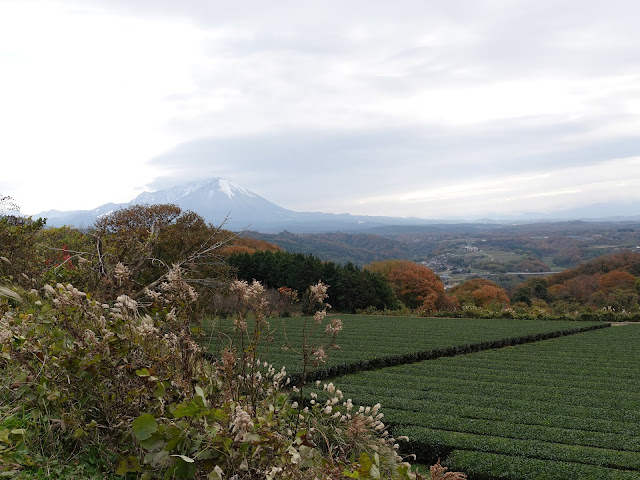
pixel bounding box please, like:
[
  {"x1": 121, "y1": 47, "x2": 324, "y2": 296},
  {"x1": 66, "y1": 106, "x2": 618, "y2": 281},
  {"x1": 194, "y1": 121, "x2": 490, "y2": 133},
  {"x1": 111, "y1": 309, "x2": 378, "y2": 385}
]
[
  {"x1": 245, "y1": 221, "x2": 640, "y2": 276},
  {"x1": 2, "y1": 201, "x2": 639, "y2": 319}
]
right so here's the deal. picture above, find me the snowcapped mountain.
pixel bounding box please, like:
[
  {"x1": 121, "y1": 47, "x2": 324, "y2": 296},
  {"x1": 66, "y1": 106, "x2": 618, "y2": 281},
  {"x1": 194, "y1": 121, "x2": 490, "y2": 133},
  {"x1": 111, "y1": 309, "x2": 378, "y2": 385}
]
[
  {"x1": 37, "y1": 178, "x2": 283, "y2": 231},
  {"x1": 132, "y1": 178, "x2": 256, "y2": 205},
  {"x1": 35, "y1": 177, "x2": 436, "y2": 232}
]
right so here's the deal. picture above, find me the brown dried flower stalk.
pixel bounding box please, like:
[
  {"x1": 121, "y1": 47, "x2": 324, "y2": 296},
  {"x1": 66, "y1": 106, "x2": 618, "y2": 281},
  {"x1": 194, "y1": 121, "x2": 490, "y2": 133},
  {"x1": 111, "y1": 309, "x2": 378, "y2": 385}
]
[{"x1": 430, "y1": 460, "x2": 467, "y2": 480}]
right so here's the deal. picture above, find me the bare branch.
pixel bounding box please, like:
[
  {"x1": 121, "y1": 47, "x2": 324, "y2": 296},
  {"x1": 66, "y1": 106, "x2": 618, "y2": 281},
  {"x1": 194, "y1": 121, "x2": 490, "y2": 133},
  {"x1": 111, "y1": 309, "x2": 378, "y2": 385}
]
[
  {"x1": 95, "y1": 236, "x2": 106, "y2": 276},
  {"x1": 43, "y1": 246, "x2": 91, "y2": 256},
  {"x1": 53, "y1": 253, "x2": 87, "y2": 271},
  {"x1": 130, "y1": 217, "x2": 244, "y2": 300}
]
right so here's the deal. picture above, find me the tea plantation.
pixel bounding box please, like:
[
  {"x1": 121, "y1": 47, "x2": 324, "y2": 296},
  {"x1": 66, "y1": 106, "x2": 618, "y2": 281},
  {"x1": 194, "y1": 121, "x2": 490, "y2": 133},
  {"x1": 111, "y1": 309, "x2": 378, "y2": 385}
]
[
  {"x1": 330, "y1": 324, "x2": 640, "y2": 479},
  {"x1": 206, "y1": 315, "x2": 640, "y2": 478},
  {"x1": 206, "y1": 315, "x2": 603, "y2": 378}
]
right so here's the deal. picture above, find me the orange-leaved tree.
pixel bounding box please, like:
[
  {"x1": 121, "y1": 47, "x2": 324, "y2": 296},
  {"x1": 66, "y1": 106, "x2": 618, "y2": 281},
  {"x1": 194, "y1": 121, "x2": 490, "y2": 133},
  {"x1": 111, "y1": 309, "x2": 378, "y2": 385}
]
[
  {"x1": 217, "y1": 237, "x2": 282, "y2": 256},
  {"x1": 364, "y1": 259, "x2": 447, "y2": 312},
  {"x1": 598, "y1": 269, "x2": 636, "y2": 293},
  {"x1": 449, "y1": 278, "x2": 510, "y2": 309}
]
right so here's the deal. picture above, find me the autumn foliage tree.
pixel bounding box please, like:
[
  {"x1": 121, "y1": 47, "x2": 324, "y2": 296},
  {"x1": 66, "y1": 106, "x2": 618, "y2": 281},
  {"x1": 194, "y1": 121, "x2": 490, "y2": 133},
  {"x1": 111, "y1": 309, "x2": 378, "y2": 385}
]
[
  {"x1": 598, "y1": 269, "x2": 636, "y2": 293},
  {"x1": 217, "y1": 237, "x2": 282, "y2": 256},
  {"x1": 92, "y1": 204, "x2": 236, "y2": 301},
  {"x1": 364, "y1": 259, "x2": 448, "y2": 312},
  {"x1": 449, "y1": 278, "x2": 510, "y2": 309},
  {"x1": 513, "y1": 251, "x2": 640, "y2": 312}
]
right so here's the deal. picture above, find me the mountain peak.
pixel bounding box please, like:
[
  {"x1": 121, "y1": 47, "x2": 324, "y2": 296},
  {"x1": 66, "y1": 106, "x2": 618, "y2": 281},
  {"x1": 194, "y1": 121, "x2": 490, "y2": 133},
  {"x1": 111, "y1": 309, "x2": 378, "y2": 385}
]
[
  {"x1": 131, "y1": 177, "x2": 256, "y2": 204},
  {"x1": 34, "y1": 177, "x2": 440, "y2": 233}
]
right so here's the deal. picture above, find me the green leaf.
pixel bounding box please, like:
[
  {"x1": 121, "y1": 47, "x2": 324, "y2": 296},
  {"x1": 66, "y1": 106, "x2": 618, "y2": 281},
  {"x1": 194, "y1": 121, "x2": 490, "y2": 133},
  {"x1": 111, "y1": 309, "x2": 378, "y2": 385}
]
[
  {"x1": 116, "y1": 456, "x2": 142, "y2": 475},
  {"x1": 135, "y1": 368, "x2": 150, "y2": 377},
  {"x1": 139, "y1": 433, "x2": 165, "y2": 451},
  {"x1": 173, "y1": 398, "x2": 204, "y2": 419},
  {"x1": 197, "y1": 449, "x2": 216, "y2": 460},
  {"x1": 195, "y1": 385, "x2": 208, "y2": 407},
  {"x1": 342, "y1": 470, "x2": 360, "y2": 479},
  {"x1": 132, "y1": 413, "x2": 158, "y2": 441},
  {"x1": 359, "y1": 452, "x2": 373, "y2": 476},
  {"x1": 166, "y1": 456, "x2": 197, "y2": 479},
  {"x1": 144, "y1": 450, "x2": 170, "y2": 468},
  {"x1": 208, "y1": 465, "x2": 224, "y2": 480},
  {"x1": 206, "y1": 408, "x2": 226, "y2": 423},
  {"x1": 0, "y1": 430, "x2": 11, "y2": 444},
  {"x1": 154, "y1": 382, "x2": 166, "y2": 399},
  {"x1": 171, "y1": 454, "x2": 195, "y2": 463},
  {"x1": 396, "y1": 464, "x2": 410, "y2": 478}
]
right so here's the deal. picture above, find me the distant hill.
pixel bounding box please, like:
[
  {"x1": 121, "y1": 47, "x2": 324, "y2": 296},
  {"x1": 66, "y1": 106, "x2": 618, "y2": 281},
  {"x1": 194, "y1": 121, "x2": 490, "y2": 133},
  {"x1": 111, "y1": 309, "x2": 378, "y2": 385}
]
[
  {"x1": 32, "y1": 177, "x2": 640, "y2": 236},
  {"x1": 35, "y1": 177, "x2": 440, "y2": 233},
  {"x1": 243, "y1": 231, "x2": 416, "y2": 266}
]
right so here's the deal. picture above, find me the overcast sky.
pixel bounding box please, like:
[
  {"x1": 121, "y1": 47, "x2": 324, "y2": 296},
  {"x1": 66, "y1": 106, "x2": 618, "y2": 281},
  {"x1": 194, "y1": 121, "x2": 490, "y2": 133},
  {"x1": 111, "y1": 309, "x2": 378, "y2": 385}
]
[{"x1": 2, "y1": 0, "x2": 640, "y2": 219}]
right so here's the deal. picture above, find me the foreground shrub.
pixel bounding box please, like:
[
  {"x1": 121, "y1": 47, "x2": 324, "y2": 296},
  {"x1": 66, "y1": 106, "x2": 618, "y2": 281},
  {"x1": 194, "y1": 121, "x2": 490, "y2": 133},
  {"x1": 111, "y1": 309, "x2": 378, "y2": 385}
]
[{"x1": 0, "y1": 278, "x2": 456, "y2": 479}]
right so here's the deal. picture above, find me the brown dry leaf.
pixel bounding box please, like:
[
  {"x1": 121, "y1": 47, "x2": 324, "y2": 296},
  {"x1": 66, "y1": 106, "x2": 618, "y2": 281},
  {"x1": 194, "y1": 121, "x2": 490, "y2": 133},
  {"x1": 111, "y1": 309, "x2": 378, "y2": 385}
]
[{"x1": 430, "y1": 460, "x2": 467, "y2": 480}]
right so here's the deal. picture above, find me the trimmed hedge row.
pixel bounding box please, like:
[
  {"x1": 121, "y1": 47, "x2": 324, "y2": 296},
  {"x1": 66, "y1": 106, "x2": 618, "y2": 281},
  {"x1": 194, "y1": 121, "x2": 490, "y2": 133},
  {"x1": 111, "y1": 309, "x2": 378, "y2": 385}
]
[
  {"x1": 444, "y1": 450, "x2": 640, "y2": 480},
  {"x1": 385, "y1": 409, "x2": 640, "y2": 452},
  {"x1": 335, "y1": 392, "x2": 640, "y2": 437},
  {"x1": 399, "y1": 425, "x2": 640, "y2": 472},
  {"x1": 289, "y1": 323, "x2": 609, "y2": 385},
  {"x1": 206, "y1": 316, "x2": 605, "y2": 376},
  {"x1": 327, "y1": 325, "x2": 640, "y2": 479}
]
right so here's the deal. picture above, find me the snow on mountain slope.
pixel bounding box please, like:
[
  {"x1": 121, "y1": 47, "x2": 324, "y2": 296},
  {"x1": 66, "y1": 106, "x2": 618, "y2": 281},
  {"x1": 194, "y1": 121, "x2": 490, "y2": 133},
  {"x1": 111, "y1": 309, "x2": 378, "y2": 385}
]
[
  {"x1": 34, "y1": 177, "x2": 436, "y2": 232},
  {"x1": 35, "y1": 178, "x2": 293, "y2": 231}
]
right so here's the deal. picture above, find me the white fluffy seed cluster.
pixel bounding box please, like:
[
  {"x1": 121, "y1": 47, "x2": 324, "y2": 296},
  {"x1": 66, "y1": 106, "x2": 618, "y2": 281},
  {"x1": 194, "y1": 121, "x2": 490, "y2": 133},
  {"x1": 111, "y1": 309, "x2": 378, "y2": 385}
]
[
  {"x1": 309, "y1": 281, "x2": 329, "y2": 304},
  {"x1": 231, "y1": 405, "x2": 254, "y2": 442},
  {"x1": 160, "y1": 264, "x2": 198, "y2": 303},
  {"x1": 325, "y1": 318, "x2": 343, "y2": 335},
  {"x1": 116, "y1": 294, "x2": 138, "y2": 312},
  {"x1": 239, "y1": 360, "x2": 290, "y2": 395},
  {"x1": 43, "y1": 283, "x2": 87, "y2": 302},
  {"x1": 230, "y1": 279, "x2": 269, "y2": 312},
  {"x1": 131, "y1": 314, "x2": 159, "y2": 338},
  {"x1": 39, "y1": 282, "x2": 172, "y2": 352},
  {"x1": 313, "y1": 309, "x2": 326, "y2": 325},
  {"x1": 311, "y1": 346, "x2": 327, "y2": 365},
  {"x1": 307, "y1": 383, "x2": 409, "y2": 460},
  {"x1": 113, "y1": 262, "x2": 131, "y2": 284},
  {"x1": 0, "y1": 313, "x2": 16, "y2": 344}
]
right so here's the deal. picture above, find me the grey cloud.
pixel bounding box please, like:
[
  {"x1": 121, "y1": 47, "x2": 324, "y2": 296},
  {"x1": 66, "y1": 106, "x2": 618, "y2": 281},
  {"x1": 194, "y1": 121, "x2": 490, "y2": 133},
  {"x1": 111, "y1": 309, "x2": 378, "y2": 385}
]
[
  {"x1": 146, "y1": 113, "x2": 639, "y2": 211},
  {"x1": 52, "y1": 0, "x2": 640, "y2": 216},
  {"x1": 77, "y1": 0, "x2": 640, "y2": 87}
]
